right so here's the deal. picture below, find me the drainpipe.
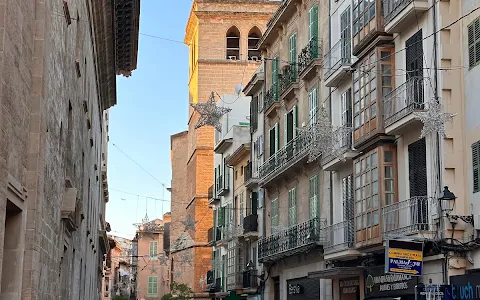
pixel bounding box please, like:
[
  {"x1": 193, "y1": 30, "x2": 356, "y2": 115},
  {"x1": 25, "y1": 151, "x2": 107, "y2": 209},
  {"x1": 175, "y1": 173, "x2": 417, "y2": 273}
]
[
  {"x1": 328, "y1": 0, "x2": 334, "y2": 228},
  {"x1": 261, "y1": 52, "x2": 268, "y2": 300}
]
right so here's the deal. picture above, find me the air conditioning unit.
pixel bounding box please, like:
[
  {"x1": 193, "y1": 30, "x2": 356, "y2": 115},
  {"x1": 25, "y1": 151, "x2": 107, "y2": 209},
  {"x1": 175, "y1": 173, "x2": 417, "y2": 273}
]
[{"x1": 228, "y1": 56, "x2": 237, "y2": 61}]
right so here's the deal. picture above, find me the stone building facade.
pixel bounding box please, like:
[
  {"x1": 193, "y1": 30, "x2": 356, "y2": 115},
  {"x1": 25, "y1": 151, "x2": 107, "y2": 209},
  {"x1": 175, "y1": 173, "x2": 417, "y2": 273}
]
[
  {"x1": 169, "y1": 1, "x2": 279, "y2": 298},
  {"x1": 0, "y1": 0, "x2": 139, "y2": 299}
]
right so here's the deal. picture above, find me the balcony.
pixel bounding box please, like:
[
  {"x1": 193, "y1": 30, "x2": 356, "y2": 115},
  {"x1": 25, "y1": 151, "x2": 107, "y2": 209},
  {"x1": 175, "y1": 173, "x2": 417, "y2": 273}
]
[
  {"x1": 216, "y1": 174, "x2": 230, "y2": 197},
  {"x1": 264, "y1": 83, "x2": 280, "y2": 117},
  {"x1": 259, "y1": 129, "x2": 311, "y2": 186},
  {"x1": 208, "y1": 184, "x2": 219, "y2": 205},
  {"x1": 244, "y1": 64, "x2": 265, "y2": 96},
  {"x1": 322, "y1": 126, "x2": 357, "y2": 171},
  {"x1": 227, "y1": 272, "x2": 243, "y2": 291},
  {"x1": 323, "y1": 220, "x2": 359, "y2": 261},
  {"x1": 258, "y1": 217, "x2": 326, "y2": 263},
  {"x1": 383, "y1": 77, "x2": 427, "y2": 135},
  {"x1": 324, "y1": 38, "x2": 352, "y2": 87},
  {"x1": 244, "y1": 161, "x2": 258, "y2": 188},
  {"x1": 298, "y1": 38, "x2": 322, "y2": 80},
  {"x1": 382, "y1": 196, "x2": 435, "y2": 237},
  {"x1": 208, "y1": 227, "x2": 214, "y2": 245},
  {"x1": 279, "y1": 64, "x2": 298, "y2": 101},
  {"x1": 243, "y1": 214, "x2": 258, "y2": 238},
  {"x1": 243, "y1": 269, "x2": 259, "y2": 290},
  {"x1": 383, "y1": 0, "x2": 429, "y2": 33}
]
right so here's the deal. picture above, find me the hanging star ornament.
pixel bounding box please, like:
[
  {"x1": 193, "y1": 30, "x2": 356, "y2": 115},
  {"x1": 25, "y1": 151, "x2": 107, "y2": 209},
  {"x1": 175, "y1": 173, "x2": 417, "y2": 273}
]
[
  {"x1": 297, "y1": 107, "x2": 333, "y2": 163},
  {"x1": 190, "y1": 92, "x2": 232, "y2": 132},
  {"x1": 158, "y1": 252, "x2": 169, "y2": 266},
  {"x1": 413, "y1": 100, "x2": 457, "y2": 139},
  {"x1": 181, "y1": 215, "x2": 199, "y2": 232},
  {"x1": 174, "y1": 268, "x2": 183, "y2": 280},
  {"x1": 179, "y1": 251, "x2": 193, "y2": 266}
]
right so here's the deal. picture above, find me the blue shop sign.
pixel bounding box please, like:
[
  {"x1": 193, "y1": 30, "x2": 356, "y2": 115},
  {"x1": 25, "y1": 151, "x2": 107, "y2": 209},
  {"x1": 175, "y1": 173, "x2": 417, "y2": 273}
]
[
  {"x1": 415, "y1": 284, "x2": 452, "y2": 300},
  {"x1": 450, "y1": 273, "x2": 480, "y2": 300},
  {"x1": 386, "y1": 240, "x2": 424, "y2": 276}
]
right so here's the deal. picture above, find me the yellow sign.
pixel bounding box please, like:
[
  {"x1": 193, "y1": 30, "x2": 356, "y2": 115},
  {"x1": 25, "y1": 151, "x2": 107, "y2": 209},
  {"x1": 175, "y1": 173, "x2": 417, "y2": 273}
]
[
  {"x1": 388, "y1": 248, "x2": 423, "y2": 260},
  {"x1": 388, "y1": 268, "x2": 420, "y2": 275}
]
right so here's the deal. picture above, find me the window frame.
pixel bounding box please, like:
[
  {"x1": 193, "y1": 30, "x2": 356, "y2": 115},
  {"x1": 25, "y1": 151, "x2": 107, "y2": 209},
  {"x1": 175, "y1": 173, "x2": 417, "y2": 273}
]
[
  {"x1": 288, "y1": 187, "x2": 297, "y2": 227},
  {"x1": 148, "y1": 276, "x2": 158, "y2": 297},
  {"x1": 271, "y1": 198, "x2": 279, "y2": 231},
  {"x1": 309, "y1": 174, "x2": 320, "y2": 219},
  {"x1": 309, "y1": 88, "x2": 318, "y2": 124},
  {"x1": 149, "y1": 241, "x2": 158, "y2": 260}
]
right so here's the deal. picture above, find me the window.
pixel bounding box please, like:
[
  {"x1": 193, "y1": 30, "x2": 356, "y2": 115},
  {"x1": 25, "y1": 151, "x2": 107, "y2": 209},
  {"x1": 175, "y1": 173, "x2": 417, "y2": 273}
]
[
  {"x1": 271, "y1": 198, "x2": 279, "y2": 230},
  {"x1": 239, "y1": 192, "x2": 244, "y2": 225},
  {"x1": 309, "y1": 88, "x2": 318, "y2": 124},
  {"x1": 352, "y1": 0, "x2": 375, "y2": 37},
  {"x1": 226, "y1": 26, "x2": 240, "y2": 60},
  {"x1": 406, "y1": 30, "x2": 424, "y2": 105},
  {"x1": 309, "y1": 5, "x2": 318, "y2": 41},
  {"x1": 148, "y1": 276, "x2": 158, "y2": 297},
  {"x1": 340, "y1": 6, "x2": 351, "y2": 62},
  {"x1": 309, "y1": 175, "x2": 320, "y2": 219},
  {"x1": 343, "y1": 175, "x2": 354, "y2": 220},
  {"x1": 284, "y1": 106, "x2": 298, "y2": 145},
  {"x1": 149, "y1": 241, "x2": 158, "y2": 259},
  {"x1": 408, "y1": 138, "x2": 428, "y2": 230},
  {"x1": 248, "y1": 27, "x2": 262, "y2": 60},
  {"x1": 269, "y1": 123, "x2": 279, "y2": 156},
  {"x1": 468, "y1": 18, "x2": 480, "y2": 68},
  {"x1": 341, "y1": 89, "x2": 352, "y2": 126},
  {"x1": 289, "y1": 33, "x2": 297, "y2": 74},
  {"x1": 235, "y1": 170, "x2": 238, "y2": 181},
  {"x1": 250, "y1": 96, "x2": 259, "y2": 132},
  {"x1": 355, "y1": 146, "x2": 396, "y2": 243},
  {"x1": 288, "y1": 188, "x2": 297, "y2": 227},
  {"x1": 241, "y1": 166, "x2": 244, "y2": 176},
  {"x1": 473, "y1": 141, "x2": 480, "y2": 193}
]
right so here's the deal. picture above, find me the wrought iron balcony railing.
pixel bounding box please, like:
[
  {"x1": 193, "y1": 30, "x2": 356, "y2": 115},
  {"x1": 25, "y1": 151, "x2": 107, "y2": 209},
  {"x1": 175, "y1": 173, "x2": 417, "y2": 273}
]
[
  {"x1": 258, "y1": 217, "x2": 326, "y2": 262},
  {"x1": 324, "y1": 38, "x2": 351, "y2": 79},
  {"x1": 298, "y1": 38, "x2": 320, "y2": 74},
  {"x1": 259, "y1": 128, "x2": 311, "y2": 183},
  {"x1": 243, "y1": 214, "x2": 258, "y2": 234},
  {"x1": 221, "y1": 223, "x2": 243, "y2": 241},
  {"x1": 323, "y1": 219, "x2": 355, "y2": 255},
  {"x1": 384, "y1": 76, "x2": 426, "y2": 127},
  {"x1": 244, "y1": 161, "x2": 253, "y2": 183},
  {"x1": 279, "y1": 64, "x2": 297, "y2": 95},
  {"x1": 243, "y1": 269, "x2": 259, "y2": 289},
  {"x1": 382, "y1": 196, "x2": 434, "y2": 236},
  {"x1": 216, "y1": 173, "x2": 230, "y2": 197},
  {"x1": 321, "y1": 125, "x2": 353, "y2": 165},
  {"x1": 227, "y1": 271, "x2": 243, "y2": 291},
  {"x1": 264, "y1": 83, "x2": 279, "y2": 111},
  {"x1": 384, "y1": 0, "x2": 416, "y2": 24}
]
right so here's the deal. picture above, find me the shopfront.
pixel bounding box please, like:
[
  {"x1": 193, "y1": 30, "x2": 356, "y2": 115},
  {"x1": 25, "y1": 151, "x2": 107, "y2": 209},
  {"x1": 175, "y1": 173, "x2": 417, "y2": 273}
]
[
  {"x1": 286, "y1": 277, "x2": 320, "y2": 300},
  {"x1": 451, "y1": 272, "x2": 480, "y2": 300},
  {"x1": 340, "y1": 277, "x2": 361, "y2": 300},
  {"x1": 364, "y1": 266, "x2": 418, "y2": 300}
]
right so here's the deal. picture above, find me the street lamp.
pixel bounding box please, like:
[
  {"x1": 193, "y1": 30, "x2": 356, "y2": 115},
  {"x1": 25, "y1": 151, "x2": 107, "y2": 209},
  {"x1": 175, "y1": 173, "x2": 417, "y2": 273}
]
[{"x1": 439, "y1": 186, "x2": 456, "y2": 213}]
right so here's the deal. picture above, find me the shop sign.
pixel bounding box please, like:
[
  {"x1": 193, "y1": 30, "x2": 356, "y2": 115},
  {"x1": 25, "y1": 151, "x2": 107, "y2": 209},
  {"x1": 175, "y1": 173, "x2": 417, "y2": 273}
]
[
  {"x1": 415, "y1": 284, "x2": 452, "y2": 300},
  {"x1": 340, "y1": 278, "x2": 360, "y2": 295},
  {"x1": 286, "y1": 277, "x2": 320, "y2": 300},
  {"x1": 386, "y1": 239, "x2": 424, "y2": 276},
  {"x1": 365, "y1": 266, "x2": 418, "y2": 298},
  {"x1": 450, "y1": 272, "x2": 480, "y2": 300}
]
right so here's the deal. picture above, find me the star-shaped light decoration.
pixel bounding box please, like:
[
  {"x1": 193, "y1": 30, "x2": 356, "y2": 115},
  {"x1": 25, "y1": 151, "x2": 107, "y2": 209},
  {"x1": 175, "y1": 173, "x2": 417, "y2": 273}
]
[
  {"x1": 150, "y1": 264, "x2": 157, "y2": 274},
  {"x1": 413, "y1": 100, "x2": 457, "y2": 139},
  {"x1": 158, "y1": 252, "x2": 169, "y2": 266},
  {"x1": 327, "y1": 126, "x2": 354, "y2": 162},
  {"x1": 171, "y1": 233, "x2": 194, "y2": 251},
  {"x1": 174, "y1": 268, "x2": 183, "y2": 280},
  {"x1": 181, "y1": 215, "x2": 199, "y2": 232},
  {"x1": 190, "y1": 92, "x2": 232, "y2": 132},
  {"x1": 179, "y1": 251, "x2": 193, "y2": 266},
  {"x1": 297, "y1": 107, "x2": 333, "y2": 163}
]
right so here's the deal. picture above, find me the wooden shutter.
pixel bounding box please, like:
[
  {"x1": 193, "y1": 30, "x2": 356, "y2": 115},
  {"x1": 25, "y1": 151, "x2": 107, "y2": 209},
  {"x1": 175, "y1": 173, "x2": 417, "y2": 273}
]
[
  {"x1": 309, "y1": 88, "x2": 317, "y2": 124},
  {"x1": 252, "y1": 192, "x2": 258, "y2": 215},
  {"x1": 309, "y1": 175, "x2": 319, "y2": 219},
  {"x1": 272, "y1": 57, "x2": 279, "y2": 99},
  {"x1": 289, "y1": 33, "x2": 297, "y2": 63},
  {"x1": 284, "y1": 112, "x2": 288, "y2": 145},
  {"x1": 468, "y1": 18, "x2": 480, "y2": 68},
  {"x1": 309, "y1": 5, "x2": 319, "y2": 41},
  {"x1": 473, "y1": 141, "x2": 480, "y2": 193}
]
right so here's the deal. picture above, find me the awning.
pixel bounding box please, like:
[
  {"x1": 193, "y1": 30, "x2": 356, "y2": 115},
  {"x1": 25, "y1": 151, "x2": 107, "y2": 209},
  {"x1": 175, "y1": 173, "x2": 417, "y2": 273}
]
[{"x1": 308, "y1": 267, "x2": 363, "y2": 279}]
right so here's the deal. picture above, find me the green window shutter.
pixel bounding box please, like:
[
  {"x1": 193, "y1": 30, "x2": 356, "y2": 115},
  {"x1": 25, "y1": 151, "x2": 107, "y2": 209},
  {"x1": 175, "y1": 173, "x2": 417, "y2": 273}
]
[
  {"x1": 468, "y1": 18, "x2": 480, "y2": 68},
  {"x1": 149, "y1": 241, "x2": 158, "y2": 258},
  {"x1": 219, "y1": 207, "x2": 225, "y2": 226},
  {"x1": 293, "y1": 105, "x2": 298, "y2": 137},
  {"x1": 269, "y1": 127, "x2": 276, "y2": 156},
  {"x1": 271, "y1": 198, "x2": 279, "y2": 229},
  {"x1": 473, "y1": 141, "x2": 479, "y2": 193},
  {"x1": 148, "y1": 276, "x2": 158, "y2": 296},
  {"x1": 284, "y1": 113, "x2": 288, "y2": 146},
  {"x1": 309, "y1": 5, "x2": 319, "y2": 57},
  {"x1": 289, "y1": 33, "x2": 297, "y2": 78},
  {"x1": 272, "y1": 57, "x2": 279, "y2": 99},
  {"x1": 275, "y1": 123, "x2": 279, "y2": 151}
]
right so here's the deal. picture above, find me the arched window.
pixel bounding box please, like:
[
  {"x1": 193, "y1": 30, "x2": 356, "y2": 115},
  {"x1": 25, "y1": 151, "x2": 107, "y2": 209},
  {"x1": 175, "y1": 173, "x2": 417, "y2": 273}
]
[
  {"x1": 226, "y1": 26, "x2": 240, "y2": 60},
  {"x1": 248, "y1": 27, "x2": 262, "y2": 61}
]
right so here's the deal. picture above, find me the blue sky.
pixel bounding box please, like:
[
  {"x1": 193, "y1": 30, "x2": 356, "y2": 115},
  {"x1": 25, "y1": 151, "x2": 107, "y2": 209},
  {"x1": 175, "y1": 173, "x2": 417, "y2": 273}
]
[{"x1": 106, "y1": 1, "x2": 192, "y2": 238}]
